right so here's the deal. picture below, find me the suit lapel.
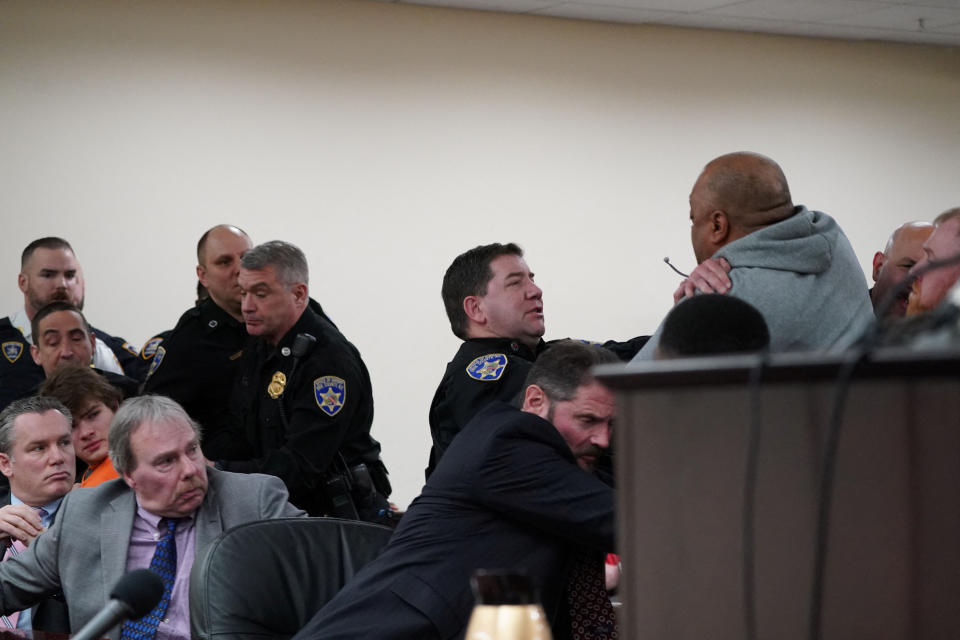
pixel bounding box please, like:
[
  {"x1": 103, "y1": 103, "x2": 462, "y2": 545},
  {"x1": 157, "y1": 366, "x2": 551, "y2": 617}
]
[
  {"x1": 101, "y1": 491, "x2": 137, "y2": 608},
  {"x1": 195, "y1": 474, "x2": 224, "y2": 552},
  {"x1": 94, "y1": 471, "x2": 223, "y2": 611}
]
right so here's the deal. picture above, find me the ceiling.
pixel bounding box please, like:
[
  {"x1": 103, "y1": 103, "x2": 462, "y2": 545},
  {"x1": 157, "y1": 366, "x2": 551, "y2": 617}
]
[{"x1": 382, "y1": 0, "x2": 960, "y2": 45}]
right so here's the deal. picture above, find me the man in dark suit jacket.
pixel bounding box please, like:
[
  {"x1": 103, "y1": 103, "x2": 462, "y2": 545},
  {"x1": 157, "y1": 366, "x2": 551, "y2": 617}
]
[
  {"x1": 0, "y1": 395, "x2": 76, "y2": 633},
  {"x1": 295, "y1": 341, "x2": 619, "y2": 640},
  {"x1": 0, "y1": 394, "x2": 304, "y2": 639}
]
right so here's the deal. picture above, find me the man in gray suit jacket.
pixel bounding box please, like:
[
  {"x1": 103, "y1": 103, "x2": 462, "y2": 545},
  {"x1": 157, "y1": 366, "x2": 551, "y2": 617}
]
[{"x1": 0, "y1": 394, "x2": 305, "y2": 639}]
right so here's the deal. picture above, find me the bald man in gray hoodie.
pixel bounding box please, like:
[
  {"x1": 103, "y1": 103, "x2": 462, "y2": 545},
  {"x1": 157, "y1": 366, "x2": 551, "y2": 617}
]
[{"x1": 634, "y1": 152, "x2": 873, "y2": 360}]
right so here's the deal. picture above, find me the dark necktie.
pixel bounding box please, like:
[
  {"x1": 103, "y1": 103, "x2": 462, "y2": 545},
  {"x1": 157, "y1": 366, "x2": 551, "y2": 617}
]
[
  {"x1": 566, "y1": 550, "x2": 618, "y2": 640},
  {"x1": 120, "y1": 518, "x2": 178, "y2": 640}
]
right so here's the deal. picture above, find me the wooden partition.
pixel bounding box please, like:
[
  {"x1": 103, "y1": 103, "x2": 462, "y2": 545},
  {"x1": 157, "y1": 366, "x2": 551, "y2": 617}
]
[{"x1": 596, "y1": 348, "x2": 960, "y2": 640}]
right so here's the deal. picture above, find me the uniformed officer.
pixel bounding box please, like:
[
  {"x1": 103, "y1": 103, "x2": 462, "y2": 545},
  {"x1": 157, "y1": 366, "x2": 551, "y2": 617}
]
[
  {"x1": 1, "y1": 237, "x2": 140, "y2": 390},
  {"x1": 427, "y1": 243, "x2": 646, "y2": 480},
  {"x1": 141, "y1": 225, "x2": 252, "y2": 448},
  {"x1": 0, "y1": 317, "x2": 41, "y2": 411},
  {"x1": 215, "y1": 240, "x2": 391, "y2": 521},
  {"x1": 28, "y1": 301, "x2": 139, "y2": 399},
  {"x1": 427, "y1": 242, "x2": 546, "y2": 478}
]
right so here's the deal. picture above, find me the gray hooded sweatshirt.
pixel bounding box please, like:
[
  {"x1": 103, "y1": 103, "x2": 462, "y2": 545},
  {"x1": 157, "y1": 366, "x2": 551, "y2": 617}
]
[{"x1": 634, "y1": 206, "x2": 874, "y2": 360}]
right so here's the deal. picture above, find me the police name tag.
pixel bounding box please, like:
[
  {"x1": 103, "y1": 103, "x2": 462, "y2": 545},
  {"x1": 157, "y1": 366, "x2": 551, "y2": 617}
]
[
  {"x1": 314, "y1": 376, "x2": 346, "y2": 416},
  {"x1": 466, "y1": 354, "x2": 507, "y2": 381}
]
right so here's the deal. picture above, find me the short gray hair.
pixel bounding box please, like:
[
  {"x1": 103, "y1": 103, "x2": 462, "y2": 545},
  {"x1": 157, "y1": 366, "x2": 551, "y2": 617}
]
[
  {"x1": 0, "y1": 396, "x2": 72, "y2": 455},
  {"x1": 240, "y1": 240, "x2": 309, "y2": 288},
  {"x1": 108, "y1": 396, "x2": 203, "y2": 475}
]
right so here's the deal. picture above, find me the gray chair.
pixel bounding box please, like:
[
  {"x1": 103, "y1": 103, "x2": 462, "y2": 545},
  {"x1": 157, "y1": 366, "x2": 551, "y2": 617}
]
[{"x1": 190, "y1": 517, "x2": 394, "y2": 640}]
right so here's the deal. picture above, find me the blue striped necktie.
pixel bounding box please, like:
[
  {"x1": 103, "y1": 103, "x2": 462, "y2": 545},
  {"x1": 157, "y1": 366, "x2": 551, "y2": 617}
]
[{"x1": 120, "y1": 518, "x2": 178, "y2": 640}]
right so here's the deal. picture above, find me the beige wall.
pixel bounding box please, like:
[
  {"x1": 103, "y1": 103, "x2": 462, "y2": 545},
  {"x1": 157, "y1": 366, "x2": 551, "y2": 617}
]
[{"x1": 1, "y1": 0, "x2": 958, "y2": 506}]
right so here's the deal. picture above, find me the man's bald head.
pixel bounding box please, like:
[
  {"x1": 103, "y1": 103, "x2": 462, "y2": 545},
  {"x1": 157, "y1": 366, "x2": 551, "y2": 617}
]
[
  {"x1": 197, "y1": 225, "x2": 250, "y2": 265},
  {"x1": 196, "y1": 225, "x2": 252, "y2": 320},
  {"x1": 698, "y1": 152, "x2": 794, "y2": 230},
  {"x1": 689, "y1": 152, "x2": 795, "y2": 263},
  {"x1": 871, "y1": 221, "x2": 933, "y2": 317}
]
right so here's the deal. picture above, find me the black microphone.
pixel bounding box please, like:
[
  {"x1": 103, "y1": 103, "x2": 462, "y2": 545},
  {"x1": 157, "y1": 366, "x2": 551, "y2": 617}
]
[
  {"x1": 292, "y1": 332, "x2": 317, "y2": 358},
  {"x1": 71, "y1": 569, "x2": 164, "y2": 640},
  {"x1": 663, "y1": 256, "x2": 689, "y2": 278}
]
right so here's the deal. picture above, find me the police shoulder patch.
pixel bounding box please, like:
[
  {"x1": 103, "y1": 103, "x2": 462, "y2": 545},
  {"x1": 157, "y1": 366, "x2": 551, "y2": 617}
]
[
  {"x1": 121, "y1": 341, "x2": 139, "y2": 356},
  {"x1": 314, "y1": 376, "x2": 346, "y2": 417},
  {"x1": 466, "y1": 353, "x2": 508, "y2": 381},
  {"x1": 147, "y1": 346, "x2": 166, "y2": 378},
  {"x1": 141, "y1": 336, "x2": 164, "y2": 360},
  {"x1": 2, "y1": 341, "x2": 24, "y2": 364}
]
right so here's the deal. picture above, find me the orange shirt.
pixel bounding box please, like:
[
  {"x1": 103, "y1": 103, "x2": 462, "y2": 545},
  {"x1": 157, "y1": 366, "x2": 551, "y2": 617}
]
[{"x1": 80, "y1": 458, "x2": 120, "y2": 488}]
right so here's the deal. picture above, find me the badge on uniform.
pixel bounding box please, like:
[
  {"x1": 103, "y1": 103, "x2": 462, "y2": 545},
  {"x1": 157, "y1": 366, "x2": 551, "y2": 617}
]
[
  {"x1": 147, "y1": 346, "x2": 166, "y2": 377},
  {"x1": 267, "y1": 371, "x2": 287, "y2": 399},
  {"x1": 466, "y1": 353, "x2": 508, "y2": 381},
  {"x1": 2, "y1": 341, "x2": 23, "y2": 364},
  {"x1": 314, "y1": 376, "x2": 346, "y2": 416},
  {"x1": 141, "y1": 336, "x2": 164, "y2": 360}
]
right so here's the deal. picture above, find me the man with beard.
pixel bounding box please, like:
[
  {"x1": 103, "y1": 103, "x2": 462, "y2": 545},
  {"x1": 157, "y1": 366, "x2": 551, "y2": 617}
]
[
  {"x1": 906, "y1": 208, "x2": 960, "y2": 314},
  {"x1": 1, "y1": 238, "x2": 138, "y2": 409},
  {"x1": 294, "y1": 342, "x2": 618, "y2": 640}
]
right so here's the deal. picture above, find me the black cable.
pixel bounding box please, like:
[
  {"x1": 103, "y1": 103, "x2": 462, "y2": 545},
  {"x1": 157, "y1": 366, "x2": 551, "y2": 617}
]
[
  {"x1": 663, "y1": 256, "x2": 690, "y2": 278},
  {"x1": 742, "y1": 349, "x2": 770, "y2": 640},
  {"x1": 806, "y1": 346, "x2": 868, "y2": 640}
]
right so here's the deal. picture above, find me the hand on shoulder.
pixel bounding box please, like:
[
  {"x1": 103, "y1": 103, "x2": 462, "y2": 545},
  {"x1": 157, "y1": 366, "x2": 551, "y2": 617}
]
[{"x1": 672, "y1": 257, "x2": 732, "y2": 304}]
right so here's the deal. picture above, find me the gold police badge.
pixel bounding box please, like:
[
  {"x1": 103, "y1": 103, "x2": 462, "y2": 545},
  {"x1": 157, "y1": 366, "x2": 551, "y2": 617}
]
[{"x1": 267, "y1": 371, "x2": 287, "y2": 399}]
